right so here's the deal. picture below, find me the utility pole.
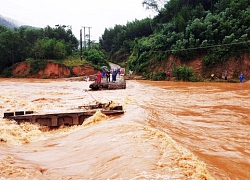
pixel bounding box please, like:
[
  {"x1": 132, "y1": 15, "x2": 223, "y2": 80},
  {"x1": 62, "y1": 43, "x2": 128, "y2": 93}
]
[
  {"x1": 87, "y1": 27, "x2": 92, "y2": 49},
  {"x1": 80, "y1": 29, "x2": 83, "y2": 60},
  {"x1": 82, "y1": 26, "x2": 92, "y2": 49},
  {"x1": 83, "y1": 27, "x2": 86, "y2": 50}
]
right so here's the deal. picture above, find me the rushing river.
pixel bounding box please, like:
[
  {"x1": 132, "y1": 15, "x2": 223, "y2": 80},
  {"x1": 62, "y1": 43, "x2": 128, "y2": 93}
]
[{"x1": 0, "y1": 78, "x2": 249, "y2": 180}]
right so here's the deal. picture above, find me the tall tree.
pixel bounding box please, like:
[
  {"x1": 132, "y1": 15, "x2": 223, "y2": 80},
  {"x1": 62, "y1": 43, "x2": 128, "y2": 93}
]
[
  {"x1": 142, "y1": 0, "x2": 169, "y2": 12},
  {"x1": 0, "y1": 30, "x2": 25, "y2": 72}
]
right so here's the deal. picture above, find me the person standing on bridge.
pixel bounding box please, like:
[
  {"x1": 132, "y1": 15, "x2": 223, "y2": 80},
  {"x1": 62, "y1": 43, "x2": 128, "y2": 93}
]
[
  {"x1": 102, "y1": 71, "x2": 105, "y2": 79},
  {"x1": 112, "y1": 69, "x2": 117, "y2": 82},
  {"x1": 106, "y1": 70, "x2": 111, "y2": 82},
  {"x1": 96, "y1": 71, "x2": 102, "y2": 83}
]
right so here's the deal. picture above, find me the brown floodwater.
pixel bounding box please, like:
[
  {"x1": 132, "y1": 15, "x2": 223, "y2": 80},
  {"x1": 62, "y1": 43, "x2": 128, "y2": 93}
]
[{"x1": 0, "y1": 78, "x2": 249, "y2": 180}]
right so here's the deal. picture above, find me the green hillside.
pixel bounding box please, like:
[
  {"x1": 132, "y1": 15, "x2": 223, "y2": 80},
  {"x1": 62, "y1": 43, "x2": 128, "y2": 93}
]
[
  {"x1": 0, "y1": 1, "x2": 249, "y2": 81},
  {"x1": 99, "y1": 0, "x2": 250, "y2": 81}
]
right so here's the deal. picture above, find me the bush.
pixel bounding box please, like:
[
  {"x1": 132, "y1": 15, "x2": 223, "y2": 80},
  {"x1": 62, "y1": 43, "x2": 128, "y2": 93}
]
[
  {"x1": 151, "y1": 71, "x2": 166, "y2": 81},
  {"x1": 29, "y1": 60, "x2": 47, "y2": 74},
  {"x1": 1, "y1": 67, "x2": 12, "y2": 77},
  {"x1": 228, "y1": 79, "x2": 238, "y2": 83},
  {"x1": 172, "y1": 65, "x2": 196, "y2": 81},
  {"x1": 83, "y1": 49, "x2": 109, "y2": 67}
]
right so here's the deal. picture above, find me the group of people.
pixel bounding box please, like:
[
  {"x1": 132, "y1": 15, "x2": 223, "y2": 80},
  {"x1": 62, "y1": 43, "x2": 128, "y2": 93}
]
[
  {"x1": 210, "y1": 71, "x2": 245, "y2": 82},
  {"x1": 94, "y1": 69, "x2": 246, "y2": 83},
  {"x1": 96, "y1": 69, "x2": 119, "y2": 83},
  {"x1": 224, "y1": 71, "x2": 245, "y2": 82}
]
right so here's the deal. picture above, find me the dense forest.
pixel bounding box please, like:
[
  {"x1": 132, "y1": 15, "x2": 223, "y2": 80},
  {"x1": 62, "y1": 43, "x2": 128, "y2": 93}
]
[
  {"x1": 0, "y1": 0, "x2": 249, "y2": 80},
  {"x1": 0, "y1": 24, "x2": 110, "y2": 76},
  {"x1": 0, "y1": 25, "x2": 77, "y2": 74},
  {"x1": 100, "y1": 0, "x2": 250, "y2": 80}
]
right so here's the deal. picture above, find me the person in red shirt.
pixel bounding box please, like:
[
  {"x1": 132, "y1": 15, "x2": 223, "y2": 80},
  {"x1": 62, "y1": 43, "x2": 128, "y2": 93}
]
[
  {"x1": 96, "y1": 71, "x2": 102, "y2": 83},
  {"x1": 166, "y1": 71, "x2": 171, "y2": 80}
]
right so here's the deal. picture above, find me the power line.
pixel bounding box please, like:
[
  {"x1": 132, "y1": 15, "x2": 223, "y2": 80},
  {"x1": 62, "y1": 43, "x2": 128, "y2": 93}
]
[{"x1": 151, "y1": 40, "x2": 250, "y2": 53}]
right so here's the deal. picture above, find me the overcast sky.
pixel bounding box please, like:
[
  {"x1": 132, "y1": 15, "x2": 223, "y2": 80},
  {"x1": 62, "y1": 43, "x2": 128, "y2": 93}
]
[{"x1": 0, "y1": 0, "x2": 156, "y2": 41}]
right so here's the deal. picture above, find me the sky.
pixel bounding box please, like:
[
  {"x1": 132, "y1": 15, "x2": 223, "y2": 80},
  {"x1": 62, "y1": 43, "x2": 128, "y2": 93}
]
[{"x1": 0, "y1": 0, "x2": 156, "y2": 41}]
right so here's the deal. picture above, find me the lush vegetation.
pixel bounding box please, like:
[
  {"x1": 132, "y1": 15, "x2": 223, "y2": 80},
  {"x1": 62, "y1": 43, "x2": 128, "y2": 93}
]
[
  {"x1": 0, "y1": 25, "x2": 77, "y2": 73},
  {"x1": 99, "y1": 0, "x2": 250, "y2": 80},
  {"x1": 0, "y1": 25, "x2": 110, "y2": 76},
  {"x1": 1, "y1": 0, "x2": 249, "y2": 81},
  {"x1": 172, "y1": 64, "x2": 199, "y2": 82}
]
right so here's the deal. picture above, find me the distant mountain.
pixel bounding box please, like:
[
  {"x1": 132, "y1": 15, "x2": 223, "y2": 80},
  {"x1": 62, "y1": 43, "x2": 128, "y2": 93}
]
[
  {"x1": 0, "y1": 14, "x2": 19, "y2": 28},
  {"x1": 0, "y1": 15, "x2": 40, "y2": 30}
]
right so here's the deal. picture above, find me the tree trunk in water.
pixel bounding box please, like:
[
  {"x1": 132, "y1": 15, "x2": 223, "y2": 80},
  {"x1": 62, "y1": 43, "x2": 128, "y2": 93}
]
[{"x1": 89, "y1": 81, "x2": 126, "y2": 90}]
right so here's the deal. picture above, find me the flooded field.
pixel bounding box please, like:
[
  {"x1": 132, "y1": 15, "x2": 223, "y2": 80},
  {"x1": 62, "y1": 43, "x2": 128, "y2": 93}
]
[{"x1": 0, "y1": 78, "x2": 249, "y2": 179}]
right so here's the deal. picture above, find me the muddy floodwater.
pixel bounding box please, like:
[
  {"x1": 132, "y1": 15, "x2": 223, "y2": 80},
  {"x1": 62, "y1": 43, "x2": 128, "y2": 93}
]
[{"x1": 0, "y1": 78, "x2": 249, "y2": 180}]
